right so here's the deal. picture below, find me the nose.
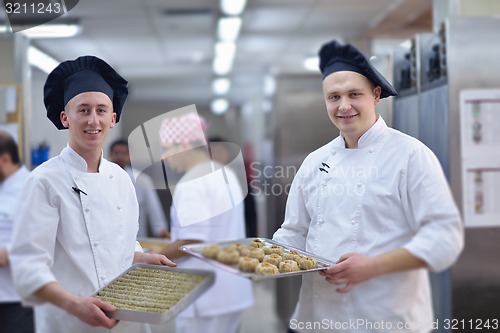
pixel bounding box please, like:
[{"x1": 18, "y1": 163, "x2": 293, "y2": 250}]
[
  {"x1": 338, "y1": 98, "x2": 352, "y2": 112},
  {"x1": 87, "y1": 110, "x2": 98, "y2": 125}
]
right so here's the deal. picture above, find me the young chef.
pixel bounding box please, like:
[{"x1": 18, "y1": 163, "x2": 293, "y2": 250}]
[
  {"x1": 10, "y1": 55, "x2": 175, "y2": 333},
  {"x1": 273, "y1": 40, "x2": 464, "y2": 332}
]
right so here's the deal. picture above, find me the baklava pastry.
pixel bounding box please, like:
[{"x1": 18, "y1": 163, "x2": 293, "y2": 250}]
[
  {"x1": 238, "y1": 256, "x2": 260, "y2": 272},
  {"x1": 248, "y1": 248, "x2": 265, "y2": 262},
  {"x1": 202, "y1": 244, "x2": 221, "y2": 259},
  {"x1": 263, "y1": 253, "x2": 283, "y2": 267},
  {"x1": 216, "y1": 248, "x2": 240, "y2": 265},
  {"x1": 228, "y1": 243, "x2": 250, "y2": 256},
  {"x1": 249, "y1": 238, "x2": 265, "y2": 248},
  {"x1": 255, "y1": 262, "x2": 279, "y2": 275},
  {"x1": 282, "y1": 249, "x2": 302, "y2": 262},
  {"x1": 279, "y1": 260, "x2": 300, "y2": 273},
  {"x1": 263, "y1": 245, "x2": 284, "y2": 255},
  {"x1": 298, "y1": 256, "x2": 317, "y2": 270}
]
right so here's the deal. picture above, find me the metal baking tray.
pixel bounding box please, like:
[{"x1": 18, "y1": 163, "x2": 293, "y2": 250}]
[
  {"x1": 137, "y1": 237, "x2": 170, "y2": 253},
  {"x1": 179, "y1": 238, "x2": 333, "y2": 281},
  {"x1": 92, "y1": 264, "x2": 214, "y2": 324}
]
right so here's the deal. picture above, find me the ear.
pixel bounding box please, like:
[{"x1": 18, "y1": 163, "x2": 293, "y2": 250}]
[
  {"x1": 109, "y1": 112, "x2": 117, "y2": 128},
  {"x1": 60, "y1": 111, "x2": 69, "y2": 128},
  {"x1": 373, "y1": 86, "x2": 382, "y2": 105}
]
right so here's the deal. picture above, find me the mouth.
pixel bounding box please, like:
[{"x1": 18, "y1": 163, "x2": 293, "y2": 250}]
[
  {"x1": 337, "y1": 114, "x2": 357, "y2": 119},
  {"x1": 84, "y1": 130, "x2": 101, "y2": 135}
]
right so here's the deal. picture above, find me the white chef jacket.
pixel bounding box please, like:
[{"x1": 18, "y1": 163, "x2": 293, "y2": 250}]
[
  {"x1": 10, "y1": 145, "x2": 144, "y2": 333},
  {"x1": 273, "y1": 116, "x2": 463, "y2": 333},
  {"x1": 170, "y1": 161, "x2": 254, "y2": 318},
  {"x1": 0, "y1": 165, "x2": 29, "y2": 303},
  {"x1": 124, "y1": 166, "x2": 167, "y2": 238}
]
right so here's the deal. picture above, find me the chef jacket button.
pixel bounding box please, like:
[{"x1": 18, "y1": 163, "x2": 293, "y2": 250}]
[
  {"x1": 117, "y1": 206, "x2": 122, "y2": 211},
  {"x1": 351, "y1": 220, "x2": 355, "y2": 224},
  {"x1": 318, "y1": 218, "x2": 323, "y2": 224},
  {"x1": 369, "y1": 149, "x2": 374, "y2": 153},
  {"x1": 100, "y1": 276, "x2": 106, "y2": 280},
  {"x1": 84, "y1": 208, "x2": 90, "y2": 213},
  {"x1": 331, "y1": 150, "x2": 336, "y2": 155},
  {"x1": 109, "y1": 175, "x2": 114, "y2": 179},
  {"x1": 93, "y1": 242, "x2": 99, "y2": 247},
  {"x1": 322, "y1": 181, "x2": 326, "y2": 187}
]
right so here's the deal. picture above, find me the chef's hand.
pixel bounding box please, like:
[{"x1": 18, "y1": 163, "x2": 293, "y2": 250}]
[
  {"x1": 65, "y1": 296, "x2": 119, "y2": 329},
  {"x1": 319, "y1": 252, "x2": 380, "y2": 294},
  {"x1": 160, "y1": 229, "x2": 171, "y2": 239},
  {"x1": 133, "y1": 251, "x2": 176, "y2": 267},
  {"x1": 0, "y1": 248, "x2": 8, "y2": 267}
]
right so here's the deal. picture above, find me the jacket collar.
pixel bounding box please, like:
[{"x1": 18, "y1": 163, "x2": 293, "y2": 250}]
[
  {"x1": 61, "y1": 144, "x2": 105, "y2": 172},
  {"x1": 333, "y1": 114, "x2": 387, "y2": 149}
]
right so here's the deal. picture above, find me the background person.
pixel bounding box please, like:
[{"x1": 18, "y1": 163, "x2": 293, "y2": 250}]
[
  {"x1": 109, "y1": 138, "x2": 169, "y2": 238},
  {"x1": 273, "y1": 40, "x2": 464, "y2": 332},
  {"x1": 156, "y1": 113, "x2": 253, "y2": 333},
  {"x1": 208, "y1": 135, "x2": 258, "y2": 238},
  {"x1": 10, "y1": 55, "x2": 175, "y2": 333},
  {"x1": 0, "y1": 131, "x2": 34, "y2": 333}
]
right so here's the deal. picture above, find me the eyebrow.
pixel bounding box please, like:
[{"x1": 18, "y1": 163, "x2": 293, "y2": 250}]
[{"x1": 326, "y1": 88, "x2": 364, "y2": 95}]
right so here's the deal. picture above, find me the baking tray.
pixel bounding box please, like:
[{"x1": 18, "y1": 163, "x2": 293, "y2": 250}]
[
  {"x1": 179, "y1": 238, "x2": 333, "y2": 281},
  {"x1": 137, "y1": 237, "x2": 170, "y2": 253},
  {"x1": 92, "y1": 264, "x2": 214, "y2": 324}
]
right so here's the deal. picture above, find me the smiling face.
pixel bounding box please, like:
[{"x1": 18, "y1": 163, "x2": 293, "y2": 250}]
[
  {"x1": 60, "y1": 91, "x2": 116, "y2": 156},
  {"x1": 322, "y1": 71, "x2": 381, "y2": 148}
]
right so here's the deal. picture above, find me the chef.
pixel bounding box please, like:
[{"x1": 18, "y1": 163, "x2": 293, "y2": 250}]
[
  {"x1": 156, "y1": 113, "x2": 254, "y2": 333},
  {"x1": 10, "y1": 55, "x2": 175, "y2": 333},
  {"x1": 273, "y1": 40, "x2": 464, "y2": 332}
]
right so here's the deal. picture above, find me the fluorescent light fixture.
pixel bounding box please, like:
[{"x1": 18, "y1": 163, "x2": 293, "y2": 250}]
[
  {"x1": 28, "y1": 46, "x2": 59, "y2": 73},
  {"x1": 211, "y1": 98, "x2": 229, "y2": 115},
  {"x1": 303, "y1": 56, "x2": 319, "y2": 72},
  {"x1": 0, "y1": 23, "x2": 81, "y2": 38},
  {"x1": 217, "y1": 17, "x2": 242, "y2": 42},
  {"x1": 220, "y1": 0, "x2": 247, "y2": 16},
  {"x1": 212, "y1": 77, "x2": 231, "y2": 95},
  {"x1": 400, "y1": 39, "x2": 412, "y2": 49},
  {"x1": 213, "y1": 41, "x2": 236, "y2": 75},
  {"x1": 263, "y1": 75, "x2": 276, "y2": 96}
]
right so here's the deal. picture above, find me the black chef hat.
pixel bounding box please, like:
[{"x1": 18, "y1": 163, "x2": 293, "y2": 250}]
[
  {"x1": 319, "y1": 40, "x2": 397, "y2": 99},
  {"x1": 43, "y1": 55, "x2": 128, "y2": 129}
]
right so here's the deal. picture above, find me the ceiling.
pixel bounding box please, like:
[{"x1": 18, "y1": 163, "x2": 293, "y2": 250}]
[{"x1": 6, "y1": 0, "x2": 433, "y2": 109}]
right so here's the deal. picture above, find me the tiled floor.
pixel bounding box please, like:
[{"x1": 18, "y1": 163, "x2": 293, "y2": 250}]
[{"x1": 150, "y1": 279, "x2": 287, "y2": 333}]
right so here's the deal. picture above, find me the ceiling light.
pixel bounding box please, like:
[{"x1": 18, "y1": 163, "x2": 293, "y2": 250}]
[
  {"x1": 303, "y1": 56, "x2": 319, "y2": 72},
  {"x1": 211, "y1": 98, "x2": 229, "y2": 115},
  {"x1": 263, "y1": 75, "x2": 276, "y2": 96},
  {"x1": 212, "y1": 77, "x2": 231, "y2": 95},
  {"x1": 28, "y1": 46, "x2": 59, "y2": 73},
  {"x1": 0, "y1": 23, "x2": 81, "y2": 38},
  {"x1": 220, "y1": 0, "x2": 247, "y2": 16},
  {"x1": 213, "y1": 41, "x2": 236, "y2": 75},
  {"x1": 400, "y1": 39, "x2": 412, "y2": 49},
  {"x1": 217, "y1": 17, "x2": 242, "y2": 42}
]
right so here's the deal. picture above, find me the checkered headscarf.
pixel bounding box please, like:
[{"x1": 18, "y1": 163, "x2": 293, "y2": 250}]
[{"x1": 159, "y1": 113, "x2": 208, "y2": 144}]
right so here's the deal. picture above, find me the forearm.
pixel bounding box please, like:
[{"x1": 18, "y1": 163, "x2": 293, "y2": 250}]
[
  {"x1": 34, "y1": 282, "x2": 78, "y2": 312},
  {"x1": 374, "y1": 248, "x2": 428, "y2": 276},
  {"x1": 0, "y1": 247, "x2": 8, "y2": 267},
  {"x1": 160, "y1": 240, "x2": 201, "y2": 259}
]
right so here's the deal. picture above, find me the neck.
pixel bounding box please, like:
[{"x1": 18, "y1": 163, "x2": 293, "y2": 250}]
[
  {"x1": 69, "y1": 143, "x2": 102, "y2": 172},
  {"x1": 3, "y1": 163, "x2": 20, "y2": 179},
  {"x1": 184, "y1": 150, "x2": 210, "y2": 170}
]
